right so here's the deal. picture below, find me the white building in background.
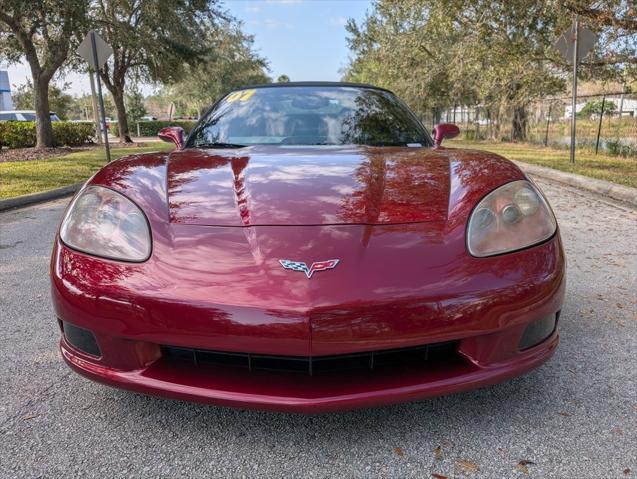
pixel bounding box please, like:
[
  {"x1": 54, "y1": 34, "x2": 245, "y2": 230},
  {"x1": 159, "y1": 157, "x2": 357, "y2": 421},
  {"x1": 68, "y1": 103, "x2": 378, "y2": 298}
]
[
  {"x1": 563, "y1": 102, "x2": 587, "y2": 119},
  {"x1": 617, "y1": 98, "x2": 637, "y2": 117},
  {"x1": 0, "y1": 70, "x2": 13, "y2": 111},
  {"x1": 564, "y1": 96, "x2": 637, "y2": 119}
]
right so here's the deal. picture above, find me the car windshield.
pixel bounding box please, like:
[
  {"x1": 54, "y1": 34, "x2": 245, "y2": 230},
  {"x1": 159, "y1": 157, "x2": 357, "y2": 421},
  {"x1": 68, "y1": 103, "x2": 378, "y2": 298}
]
[{"x1": 186, "y1": 85, "x2": 432, "y2": 148}]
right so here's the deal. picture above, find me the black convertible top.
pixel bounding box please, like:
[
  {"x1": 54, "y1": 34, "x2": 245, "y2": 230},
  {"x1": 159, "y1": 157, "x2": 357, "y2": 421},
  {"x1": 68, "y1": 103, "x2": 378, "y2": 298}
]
[{"x1": 229, "y1": 81, "x2": 393, "y2": 95}]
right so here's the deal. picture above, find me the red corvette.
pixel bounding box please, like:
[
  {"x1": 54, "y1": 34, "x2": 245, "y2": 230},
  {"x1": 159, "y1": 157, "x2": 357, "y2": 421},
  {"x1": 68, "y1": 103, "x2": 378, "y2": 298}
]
[{"x1": 51, "y1": 83, "x2": 565, "y2": 413}]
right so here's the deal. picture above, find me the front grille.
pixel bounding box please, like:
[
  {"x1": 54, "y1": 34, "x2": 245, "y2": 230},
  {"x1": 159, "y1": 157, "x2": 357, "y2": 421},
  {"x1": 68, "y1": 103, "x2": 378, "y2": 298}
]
[{"x1": 161, "y1": 341, "x2": 459, "y2": 376}]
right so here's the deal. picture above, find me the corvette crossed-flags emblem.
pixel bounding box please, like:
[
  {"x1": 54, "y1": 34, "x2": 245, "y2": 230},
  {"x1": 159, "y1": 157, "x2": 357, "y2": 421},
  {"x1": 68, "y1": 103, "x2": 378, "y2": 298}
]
[{"x1": 279, "y1": 259, "x2": 340, "y2": 279}]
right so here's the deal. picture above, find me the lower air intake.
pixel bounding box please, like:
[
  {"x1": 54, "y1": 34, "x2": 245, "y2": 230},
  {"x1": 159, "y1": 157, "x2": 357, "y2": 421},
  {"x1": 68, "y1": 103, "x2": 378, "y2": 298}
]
[{"x1": 161, "y1": 341, "x2": 459, "y2": 376}]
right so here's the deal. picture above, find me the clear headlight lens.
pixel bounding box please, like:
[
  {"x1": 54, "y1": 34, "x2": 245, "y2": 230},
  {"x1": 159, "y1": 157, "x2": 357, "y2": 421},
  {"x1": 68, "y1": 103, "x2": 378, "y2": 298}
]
[
  {"x1": 60, "y1": 186, "x2": 151, "y2": 261},
  {"x1": 467, "y1": 180, "x2": 556, "y2": 257}
]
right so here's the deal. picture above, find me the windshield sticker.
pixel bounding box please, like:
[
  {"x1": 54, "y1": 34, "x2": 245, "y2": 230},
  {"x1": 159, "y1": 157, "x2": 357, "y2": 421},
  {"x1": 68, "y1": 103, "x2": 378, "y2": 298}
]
[{"x1": 226, "y1": 89, "x2": 256, "y2": 104}]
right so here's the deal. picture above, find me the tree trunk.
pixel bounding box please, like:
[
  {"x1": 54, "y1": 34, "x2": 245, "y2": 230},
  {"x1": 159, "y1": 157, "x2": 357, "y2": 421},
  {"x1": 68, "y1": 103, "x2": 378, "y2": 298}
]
[
  {"x1": 112, "y1": 87, "x2": 133, "y2": 143},
  {"x1": 512, "y1": 106, "x2": 528, "y2": 142},
  {"x1": 33, "y1": 75, "x2": 54, "y2": 149}
]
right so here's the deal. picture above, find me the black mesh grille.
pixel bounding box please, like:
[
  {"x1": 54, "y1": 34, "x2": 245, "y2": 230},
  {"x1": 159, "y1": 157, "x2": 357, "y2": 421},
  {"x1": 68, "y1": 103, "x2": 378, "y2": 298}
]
[
  {"x1": 161, "y1": 341, "x2": 458, "y2": 375},
  {"x1": 62, "y1": 321, "x2": 101, "y2": 357}
]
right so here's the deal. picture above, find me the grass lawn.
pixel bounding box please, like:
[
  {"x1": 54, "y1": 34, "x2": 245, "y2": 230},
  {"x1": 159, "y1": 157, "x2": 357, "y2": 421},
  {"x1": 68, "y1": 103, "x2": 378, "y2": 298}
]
[
  {"x1": 0, "y1": 142, "x2": 174, "y2": 199},
  {"x1": 449, "y1": 139, "x2": 637, "y2": 188}
]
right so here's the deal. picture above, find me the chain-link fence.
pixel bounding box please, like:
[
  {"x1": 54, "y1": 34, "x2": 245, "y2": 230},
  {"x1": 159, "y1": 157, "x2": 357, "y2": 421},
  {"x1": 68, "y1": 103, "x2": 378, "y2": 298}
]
[{"x1": 423, "y1": 92, "x2": 637, "y2": 157}]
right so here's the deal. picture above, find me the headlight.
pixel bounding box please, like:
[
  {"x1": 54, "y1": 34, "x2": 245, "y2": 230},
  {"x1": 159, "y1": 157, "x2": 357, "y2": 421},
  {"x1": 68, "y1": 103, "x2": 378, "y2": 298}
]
[
  {"x1": 467, "y1": 180, "x2": 556, "y2": 257},
  {"x1": 60, "y1": 186, "x2": 151, "y2": 262}
]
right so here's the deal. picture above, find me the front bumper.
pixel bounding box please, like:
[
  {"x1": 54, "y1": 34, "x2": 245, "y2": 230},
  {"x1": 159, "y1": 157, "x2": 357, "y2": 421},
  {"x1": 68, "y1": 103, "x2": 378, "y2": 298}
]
[{"x1": 60, "y1": 324, "x2": 558, "y2": 413}]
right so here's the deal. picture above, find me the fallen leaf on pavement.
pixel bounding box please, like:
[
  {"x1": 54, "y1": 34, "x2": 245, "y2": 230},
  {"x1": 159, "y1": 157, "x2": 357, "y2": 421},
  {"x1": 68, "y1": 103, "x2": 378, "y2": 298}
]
[
  {"x1": 456, "y1": 459, "x2": 478, "y2": 473},
  {"x1": 432, "y1": 474, "x2": 448, "y2": 479},
  {"x1": 623, "y1": 468, "x2": 630, "y2": 475},
  {"x1": 516, "y1": 460, "x2": 536, "y2": 474},
  {"x1": 22, "y1": 414, "x2": 39, "y2": 420},
  {"x1": 434, "y1": 446, "x2": 443, "y2": 460},
  {"x1": 394, "y1": 447, "x2": 404, "y2": 457}
]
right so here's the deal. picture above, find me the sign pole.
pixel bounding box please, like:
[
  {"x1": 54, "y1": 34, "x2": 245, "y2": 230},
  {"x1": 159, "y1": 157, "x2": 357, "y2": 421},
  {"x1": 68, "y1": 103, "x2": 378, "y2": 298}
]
[
  {"x1": 90, "y1": 31, "x2": 111, "y2": 163},
  {"x1": 569, "y1": 15, "x2": 579, "y2": 164},
  {"x1": 544, "y1": 102, "x2": 552, "y2": 146},
  {"x1": 595, "y1": 94, "x2": 605, "y2": 155},
  {"x1": 88, "y1": 69, "x2": 101, "y2": 144}
]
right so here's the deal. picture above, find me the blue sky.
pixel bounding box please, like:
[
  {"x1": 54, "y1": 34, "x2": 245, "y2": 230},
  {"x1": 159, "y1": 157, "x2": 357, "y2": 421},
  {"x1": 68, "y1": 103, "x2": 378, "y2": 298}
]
[
  {"x1": 4, "y1": 0, "x2": 371, "y2": 96},
  {"x1": 230, "y1": 0, "x2": 370, "y2": 81}
]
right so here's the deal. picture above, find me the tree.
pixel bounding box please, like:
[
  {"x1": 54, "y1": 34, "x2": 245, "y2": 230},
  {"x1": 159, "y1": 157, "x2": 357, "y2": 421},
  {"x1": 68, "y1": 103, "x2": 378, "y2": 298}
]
[
  {"x1": 344, "y1": 0, "x2": 569, "y2": 141},
  {"x1": 577, "y1": 99, "x2": 617, "y2": 118},
  {"x1": 125, "y1": 88, "x2": 147, "y2": 122},
  {"x1": 84, "y1": 0, "x2": 225, "y2": 142},
  {"x1": 11, "y1": 79, "x2": 74, "y2": 119},
  {"x1": 163, "y1": 21, "x2": 270, "y2": 117},
  {"x1": 563, "y1": 1, "x2": 636, "y2": 84},
  {"x1": 345, "y1": 1, "x2": 637, "y2": 142},
  {"x1": 0, "y1": 0, "x2": 89, "y2": 147},
  {"x1": 277, "y1": 74, "x2": 290, "y2": 83}
]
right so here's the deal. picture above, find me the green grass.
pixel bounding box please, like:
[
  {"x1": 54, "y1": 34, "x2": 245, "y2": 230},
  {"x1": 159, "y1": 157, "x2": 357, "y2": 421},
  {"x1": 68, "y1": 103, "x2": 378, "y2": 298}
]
[
  {"x1": 0, "y1": 142, "x2": 174, "y2": 199},
  {"x1": 449, "y1": 139, "x2": 637, "y2": 188}
]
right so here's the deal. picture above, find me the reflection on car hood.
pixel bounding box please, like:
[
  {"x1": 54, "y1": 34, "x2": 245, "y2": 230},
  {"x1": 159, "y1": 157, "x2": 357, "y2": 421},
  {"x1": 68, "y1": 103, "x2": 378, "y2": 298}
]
[{"x1": 166, "y1": 145, "x2": 451, "y2": 226}]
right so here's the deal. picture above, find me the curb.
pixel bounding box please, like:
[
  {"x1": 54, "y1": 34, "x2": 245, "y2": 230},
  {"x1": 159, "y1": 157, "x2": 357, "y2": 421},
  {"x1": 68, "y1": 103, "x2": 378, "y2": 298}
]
[
  {"x1": 513, "y1": 160, "x2": 637, "y2": 208},
  {"x1": 0, "y1": 183, "x2": 82, "y2": 212}
]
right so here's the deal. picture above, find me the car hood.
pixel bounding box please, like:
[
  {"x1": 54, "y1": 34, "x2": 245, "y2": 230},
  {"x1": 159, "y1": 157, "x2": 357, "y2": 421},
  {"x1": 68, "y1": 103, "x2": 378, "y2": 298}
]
[{"x1": 166, "y1": 145, "x2": 451, "y2": 226}]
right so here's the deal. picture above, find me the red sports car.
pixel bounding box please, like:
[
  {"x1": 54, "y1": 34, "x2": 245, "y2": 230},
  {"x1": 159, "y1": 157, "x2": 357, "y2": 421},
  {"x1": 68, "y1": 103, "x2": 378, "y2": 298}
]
[{"x1": 51, "y1": 82, "x2": 565, "y2": 413}]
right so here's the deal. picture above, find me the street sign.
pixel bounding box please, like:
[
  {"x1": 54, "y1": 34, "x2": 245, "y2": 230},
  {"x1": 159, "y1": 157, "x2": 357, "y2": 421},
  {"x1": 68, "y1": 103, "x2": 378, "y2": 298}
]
[
  {"x1": 77, "y1": 31, "x2": 113, "y2": 70},
  {"x1": 554, "y1": 18, "x2": 598, "y2": 164},
  {"x1": 77, "y1": 31, "x2": 112, "y2": 162},
  {"x1": 554, "y1": 25, "x2": 597, "y2": 65}
]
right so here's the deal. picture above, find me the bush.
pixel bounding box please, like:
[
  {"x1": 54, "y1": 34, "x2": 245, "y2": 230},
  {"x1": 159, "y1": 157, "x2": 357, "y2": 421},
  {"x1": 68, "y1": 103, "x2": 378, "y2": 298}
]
[
  {"x1": 0, "y1": 121, "x2": 37, "y2": 149},
  {"x1": 111, "y1": 120, "x2": 197, "y2": 137},
  {"x1": 606, "y1": 139, "x2": 636, "y2": 158},
  {"x1": 0, "y1": 121, "x2": 95, "y2": 148},
  {"x1": 52, "y1": 122, "x2": 95, "y2": 146}
]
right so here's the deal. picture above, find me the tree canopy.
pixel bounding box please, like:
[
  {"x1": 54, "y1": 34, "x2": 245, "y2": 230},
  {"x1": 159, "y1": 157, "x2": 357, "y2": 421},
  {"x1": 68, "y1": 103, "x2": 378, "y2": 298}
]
[
  {"x1": 80, "y1": 0, "x2": 227, "y2": 142},
  {"x1": 161, "y1": 20, "x2": 270, "y2": 117},
  {"x1": 0, "y1": 0, "x2": 89, "y2": 147},
  {"x1": 344, "y1": 0, "x2": 636, "y2": 140}
]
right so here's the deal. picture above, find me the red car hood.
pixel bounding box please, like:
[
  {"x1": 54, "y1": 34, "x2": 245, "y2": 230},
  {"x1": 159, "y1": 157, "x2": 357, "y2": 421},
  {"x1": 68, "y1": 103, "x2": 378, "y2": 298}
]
[{"x1": 166, "y1": 145, "x2": 451, "y2": 226}]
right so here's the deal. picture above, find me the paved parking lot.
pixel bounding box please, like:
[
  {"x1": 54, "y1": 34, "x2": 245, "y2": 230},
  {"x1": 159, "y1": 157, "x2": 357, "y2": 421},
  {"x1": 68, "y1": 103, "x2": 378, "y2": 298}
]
[{"x1": 0, "y1": 179, "x2": 635, "y2": 478}]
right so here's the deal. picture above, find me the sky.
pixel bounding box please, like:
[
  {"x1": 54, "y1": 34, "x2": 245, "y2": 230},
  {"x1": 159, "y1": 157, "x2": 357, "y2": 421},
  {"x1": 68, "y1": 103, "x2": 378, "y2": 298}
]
[{"x1": 3, "y1": 0, "x2": 371, "y2": 97}]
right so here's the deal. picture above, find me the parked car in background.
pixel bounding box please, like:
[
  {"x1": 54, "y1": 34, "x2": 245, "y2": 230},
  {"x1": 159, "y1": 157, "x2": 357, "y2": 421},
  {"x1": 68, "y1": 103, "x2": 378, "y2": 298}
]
[{"x1": 0, "y1": 110, "x2": 60, "y2": 121}]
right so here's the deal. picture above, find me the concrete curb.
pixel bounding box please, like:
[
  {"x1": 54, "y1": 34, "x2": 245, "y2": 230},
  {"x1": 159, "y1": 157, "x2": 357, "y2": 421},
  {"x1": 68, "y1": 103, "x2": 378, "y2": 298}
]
[
  {"x1": 0, "y1": 182, "x2": 82, "y2": 212},
  {"x1": 513, "y1": 160, "x2": 637, "y2": 208}
]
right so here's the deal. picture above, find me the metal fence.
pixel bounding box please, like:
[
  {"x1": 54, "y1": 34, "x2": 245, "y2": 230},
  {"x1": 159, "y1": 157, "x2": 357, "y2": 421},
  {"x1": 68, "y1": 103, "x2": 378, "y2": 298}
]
[{"x1": 423, "y1": 92, "x2": 637, "y2": 157}]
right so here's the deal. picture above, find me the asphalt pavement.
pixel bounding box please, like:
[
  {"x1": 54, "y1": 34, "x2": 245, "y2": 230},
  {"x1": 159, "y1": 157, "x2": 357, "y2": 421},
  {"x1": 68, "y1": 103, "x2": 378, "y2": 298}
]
[{"x1": 0, "y1": 180, "x2": 635, "y2": 478}]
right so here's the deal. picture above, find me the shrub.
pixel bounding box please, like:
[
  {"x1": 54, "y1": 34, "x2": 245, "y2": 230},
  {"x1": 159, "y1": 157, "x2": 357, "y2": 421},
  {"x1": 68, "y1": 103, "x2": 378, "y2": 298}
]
[
  {"x1": 0, "y1": 121, "x2": 37, "y2": 149},
  {"x1": 52, "y1": 122, "x2": 95, "y2": 146},
  {"x1": 111, "y1": 120, "x2": 197, "y2": 137},
  {"x1": 606, "y1": 139, "x2": 636, "y2": 158},
  {"x1": 0, "y1": 121, "x2": 95, "y2": 148}
]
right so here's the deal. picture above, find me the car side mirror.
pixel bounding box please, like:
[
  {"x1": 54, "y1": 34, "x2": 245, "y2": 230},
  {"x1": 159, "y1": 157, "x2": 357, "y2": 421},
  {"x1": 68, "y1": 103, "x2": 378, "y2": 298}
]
[
  {"x1": 432, "y1": 123, "x2": 460, "y2": 147},
  {"x1": 158, "y1": 126, "x2": 185, "y2": 150}
]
